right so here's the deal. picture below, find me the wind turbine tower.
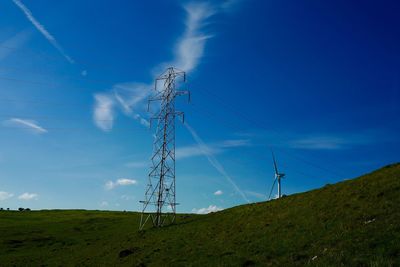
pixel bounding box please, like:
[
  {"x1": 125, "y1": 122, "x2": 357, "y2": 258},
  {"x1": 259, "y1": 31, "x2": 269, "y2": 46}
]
[{"x1": 268, "y1": 152, "x2": 286, "y2": 200}]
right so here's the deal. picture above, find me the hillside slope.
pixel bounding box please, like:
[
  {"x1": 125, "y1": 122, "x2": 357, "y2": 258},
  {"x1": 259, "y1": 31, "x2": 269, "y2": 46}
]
[{"x1": 0, "y1": 163, "x2": 399, "y2": 266}]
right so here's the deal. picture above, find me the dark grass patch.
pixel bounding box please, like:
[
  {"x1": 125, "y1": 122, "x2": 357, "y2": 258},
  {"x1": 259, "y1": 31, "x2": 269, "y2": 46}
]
[
  {"x1": 119, "y1": 248, "x2": 137, "y2": 258},
  {"x1": 5, "y1": 239, "x2": 24, "y2": 248},
  {"x1": 242, "y1": 259, "x2": 256, "y2": 266}
]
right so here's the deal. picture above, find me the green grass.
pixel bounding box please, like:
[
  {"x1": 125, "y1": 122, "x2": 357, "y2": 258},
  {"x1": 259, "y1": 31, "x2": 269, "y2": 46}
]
[{"x1": 1, "y1": 163, "x2": 399, "y2": 266}]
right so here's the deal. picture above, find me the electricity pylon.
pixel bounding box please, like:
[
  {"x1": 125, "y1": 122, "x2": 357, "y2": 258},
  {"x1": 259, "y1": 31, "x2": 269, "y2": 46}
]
[{"x1": 139, "y1": 67, "x2": 190, "y2": 230}]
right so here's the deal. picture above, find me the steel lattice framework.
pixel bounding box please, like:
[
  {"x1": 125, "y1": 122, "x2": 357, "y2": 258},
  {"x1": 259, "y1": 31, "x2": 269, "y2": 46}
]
[{"x1": 139, "y1": 67, "x2": 190, "y2": 230}]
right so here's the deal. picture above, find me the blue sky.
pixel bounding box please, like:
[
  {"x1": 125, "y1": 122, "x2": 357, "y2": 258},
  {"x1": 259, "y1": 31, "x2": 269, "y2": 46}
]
[{"x1": 0, "y1": 0, "x2": 399, "y2": 213}]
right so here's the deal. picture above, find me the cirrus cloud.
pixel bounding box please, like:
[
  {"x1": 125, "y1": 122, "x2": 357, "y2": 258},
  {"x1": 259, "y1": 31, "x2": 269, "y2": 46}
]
[
  {"x1": 12, "y1": 0, "x2": 74, "y2": 63},
  {"x1": 93, "y1": 94, "x2": 115, "y2": 132},
  {"x1": 3, "y1": 118, "x2": 47, "y2": 134},
  {"x1": 93, "y1": 1, "x2": 217, "y2": 131},
  {"x1": 176, "y1": 138, "x2": 250, "y2": 160}
]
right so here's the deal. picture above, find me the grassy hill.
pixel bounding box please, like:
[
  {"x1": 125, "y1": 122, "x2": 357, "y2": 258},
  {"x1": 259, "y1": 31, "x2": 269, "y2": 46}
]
[{"x1": 0, "y1": 163, "x2": 399, "y2": 266}]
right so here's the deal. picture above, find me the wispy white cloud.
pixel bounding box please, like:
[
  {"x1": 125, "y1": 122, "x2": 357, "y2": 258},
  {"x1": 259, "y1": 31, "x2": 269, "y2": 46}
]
[
  {"x1": 93, "y1": 94, "x2": 115, "y2": 132},
  {"x1": 3, "y1": 118, "x2": 47, "y2": 134},
  {"x1": 93, "y1": 1, "x2": 217, "y2": 131},
  {"x1": 105, "y1": 178, "x2": 137, "y2": 190},
  {"x1": 192, "y1": 204, "x2": 223, "y2": 214},
  {"x1": 220, "y1": 139, "x2": 251, "y2": 148},
  {"x1": 113, "y1": 83, "x2": 152, "y2": 113},
  {"x1": 185, "y1": 123, "x2": 250, "y2": 203},
  {"x1": 288, "y1": 133, "x2": 377, "y2": 150},
  {"x1": 220, "y1": 0, "x2": 242, "y2": 12},
  {"x1": 113, "y1": 91, "x2": 132, "y2": 114},
  {"x1": 176, "y1": 138, "x2": 250, "y2": 160},
  {"x1": 168, "y1": 2, "x2": 215, "y2": 73},
  {"x1": 176, "y1": 144, "x2": 220, "y2": 160},
  {"x1": 12, "y1": 0, "x2": 74, "y2": 63},
  {"x1": 18, "y1": 192, "x2": 38, "y2": 200},
  {"x1": 0, "y1": 191, "x2": 14, "y2": 201},
  {"x1": 0, "y1": 30, "x2": 31, "y2": 61},
  {"x1": 289, "y1": 136, "x2": 348, "y2": 150},
  {"x1": 214, "y1": 190, "x2": 223, "y2": 196},
  {"x1": 239, "y1": 129, "x2": 386, "y2": 151},
  {"x1": 93, "y1": 83, "x2": 152, "y2": 132},
  {"x1": 132, "y1": 113, "x2": 150, "y2": 128}
]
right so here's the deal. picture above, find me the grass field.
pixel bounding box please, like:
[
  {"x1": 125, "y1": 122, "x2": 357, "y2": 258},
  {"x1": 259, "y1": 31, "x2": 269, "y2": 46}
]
[{"x1": 1, "y1": 163, "x2": 399, "y2": 266}]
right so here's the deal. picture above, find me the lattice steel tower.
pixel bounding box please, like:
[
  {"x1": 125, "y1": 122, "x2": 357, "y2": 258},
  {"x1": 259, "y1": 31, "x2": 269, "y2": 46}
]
[{"x1": 139, "y1": 67, "x2": 190, "y2": 230}]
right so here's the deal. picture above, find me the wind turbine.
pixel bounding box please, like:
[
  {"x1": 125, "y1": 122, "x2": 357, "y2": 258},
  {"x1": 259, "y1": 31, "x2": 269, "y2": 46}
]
[{"x1": 268, "y1": 152, "x2": 285, "y2": 200}]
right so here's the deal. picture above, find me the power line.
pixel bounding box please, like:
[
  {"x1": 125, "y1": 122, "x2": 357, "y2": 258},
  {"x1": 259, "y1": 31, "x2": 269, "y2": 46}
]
[
  {"x1": 0, "y1": 43, "x2": 128, "y2": 72},
  {"x1": 0, "y1": 66, "x2": 119, "y2": 86},
  {"x1": 187, "y1": 101, "x2": 344, "y2": 179},
  {"x1": 188, "y1": 87, "x2": 345, "y2": 178},
  {"x1": 0, "y1": 75, "x2": 61, "y2": 87},
  {"x1": 0, "y1": 64, "x2": 344, "y2": 179},
  {"x1": 179, "y1": 104, "x2": 333, "y2": 202},
  {"x1": 0, "y1": 99, "x2": 136, "y2": 111},
  {"x1": 0, "y1": 74, "x2": 115, "y2": 90},
  {"x1": 1, "y1": 127, "x2": 146, "y2": 131},
  {"x1": 0, "y1": 80, "x2": 344, "y2": 179}
]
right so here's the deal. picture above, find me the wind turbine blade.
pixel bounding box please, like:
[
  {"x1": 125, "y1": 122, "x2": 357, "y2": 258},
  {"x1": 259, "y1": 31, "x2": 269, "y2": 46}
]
[
  {"x1": 272, "y1": 151, "x2": 279, "y2": 175},
  {"x1": 268, "y1": 178, "x2": 277, "y2": 200}
]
